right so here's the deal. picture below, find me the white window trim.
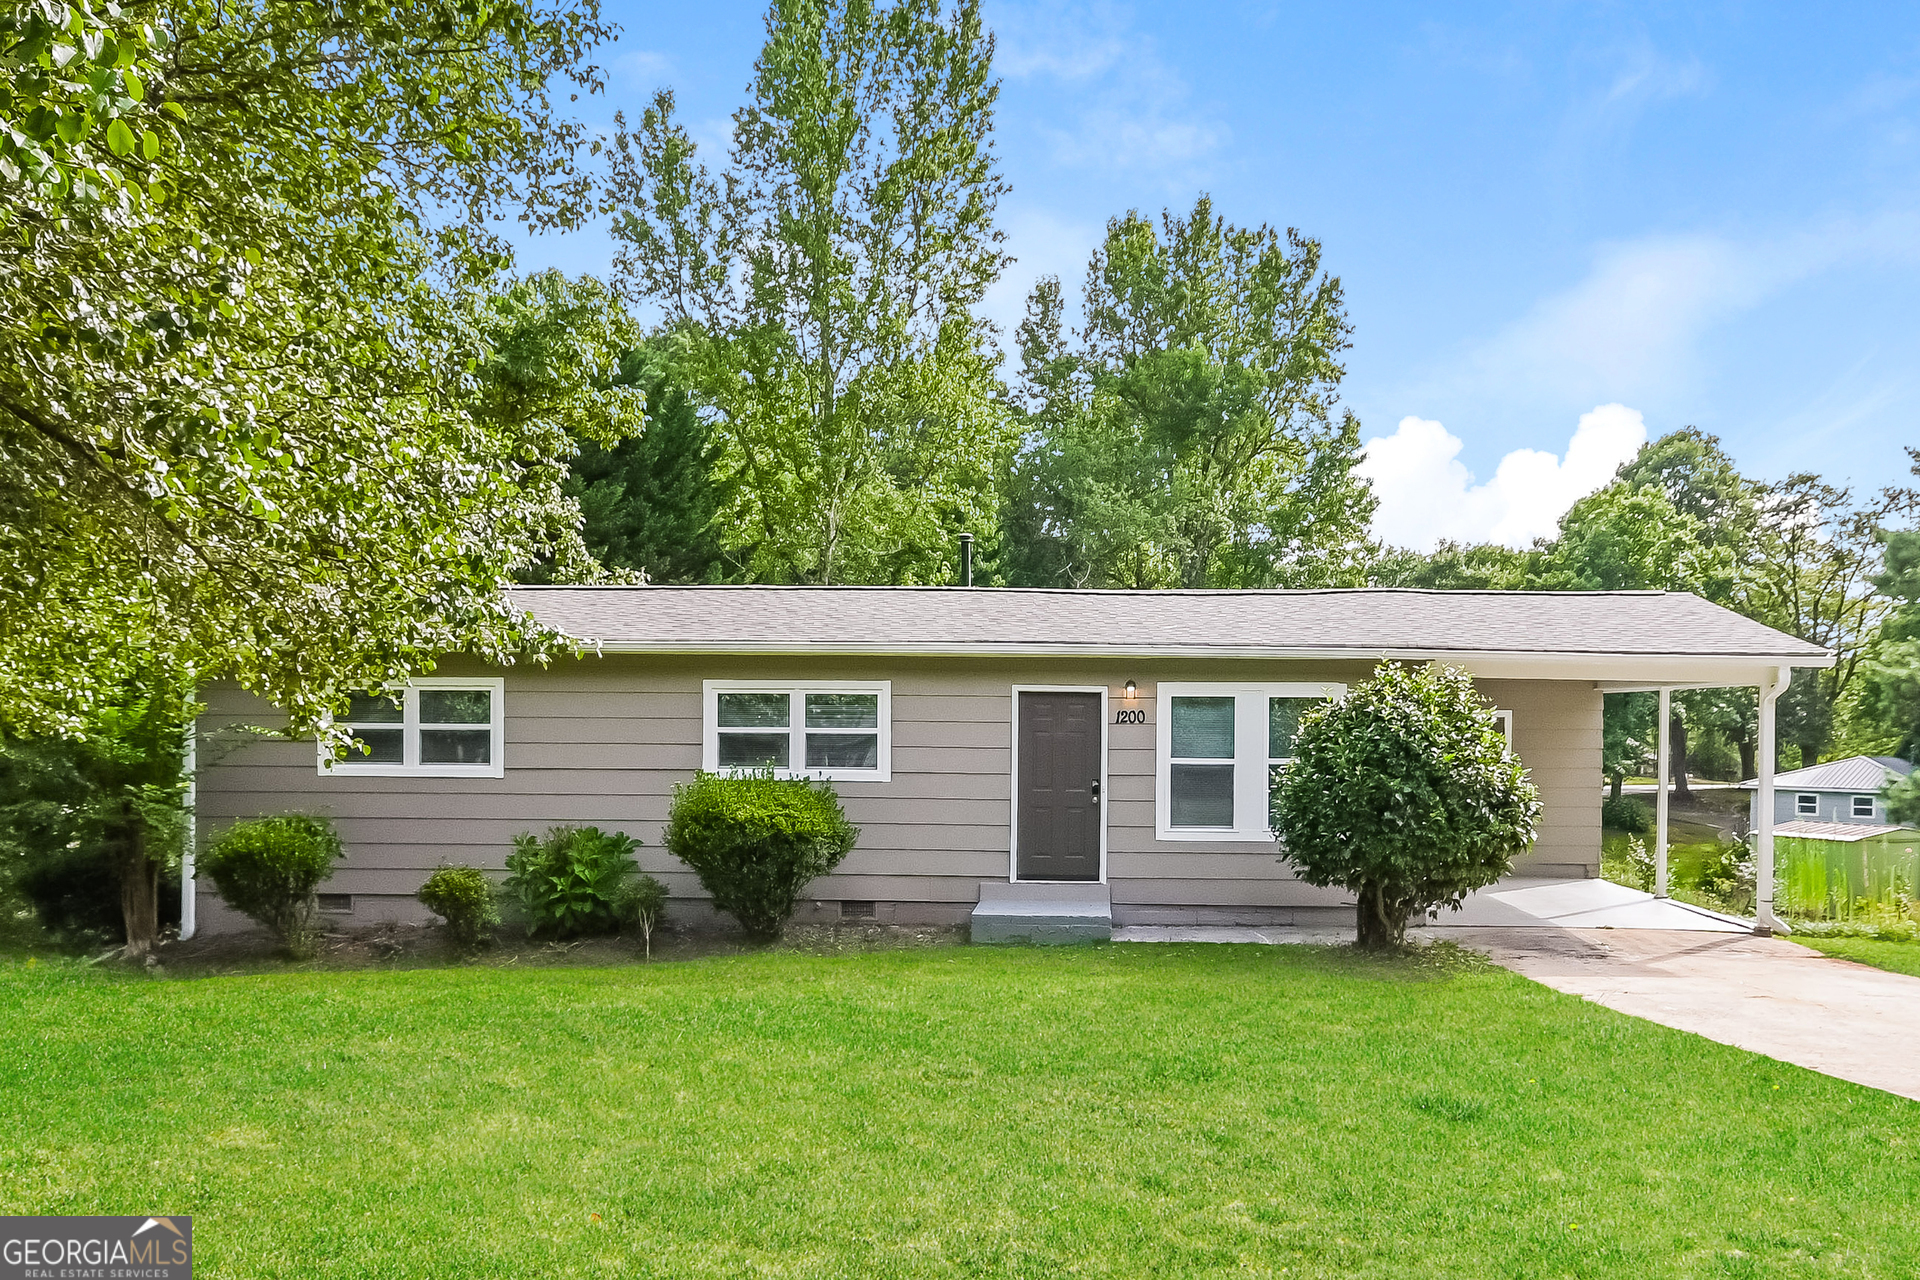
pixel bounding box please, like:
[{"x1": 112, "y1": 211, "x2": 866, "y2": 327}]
[
  {"x1": 1852, "y1": 794, "x2": 1876, "y2": 818},
  {"x1": 702, "y1": 680, "x2": 892, "y2": 783},
  {"x1": 1156, "y1": 681, "x2": 1345, "y2": 843},
  {"x1": 1796, "y1": 793, "x2": 1819, "y2": 815},
  {"x1": 1493, "y1": 709, "x2": 1514, "y2": 750},
  {"x1": 318, "y1": 677, "x2": 505, "y2": 779},
  {"x1": 1008, "y1": 685, "x2": 1110, "y2": 884}
]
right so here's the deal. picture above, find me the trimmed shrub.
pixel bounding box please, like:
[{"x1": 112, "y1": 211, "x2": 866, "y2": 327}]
[
  {"x1": 199, "y1": 815, "x2": 344, "y2": 958},
  {"x1": 1271, "y1": 662, "x2": 1540, "y2": 949},
  {"x1": 502, "y1": 825, "x2": 645, "y2": 939},
  {"x1": 416, "y1": 865, "x2": 500, "y2": 947},
  {"x1": 1601, "y1": 794, "x2": 1653, "y2": 834},
  {"x1": 663, "y1": 771, "x2": 858, "y2": 941}
]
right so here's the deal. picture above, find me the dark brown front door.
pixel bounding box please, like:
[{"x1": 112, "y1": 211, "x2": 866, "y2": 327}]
[{"x1": 1016, "y1": 691, "x2": 1102, "y2": 881}]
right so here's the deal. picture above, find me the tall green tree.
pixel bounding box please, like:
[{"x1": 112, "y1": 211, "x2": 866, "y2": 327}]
[
  {"x1": 1733, "y1": 474, "x2": 1916, "y2": 764},
  {"x1": 1004, "y1": 198, "x2": 1374, "y2": 589},
  {"x1": 605, "y1": 0, "x2": 1014, "y2": 584},
  {"x1": 0, "y1": 0, "x2": 616, "y2": 740},
  {"x1": 1366, "y1": 540, "x2": 1535, "y2": 590},
  {"x1": 566, "y1": 350, "x2": 731, "y2": 583},
  {"x1": 1851, "y1": 453, "x2": 1920, "y2": 762},
  {"x1": 0, "y1": 668, "x2": 191, "y2": 954}
]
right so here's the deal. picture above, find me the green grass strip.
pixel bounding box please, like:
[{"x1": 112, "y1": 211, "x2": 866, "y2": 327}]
[{"x1": 2, "y1": 944, "x2": 1916, "y2": 1278}]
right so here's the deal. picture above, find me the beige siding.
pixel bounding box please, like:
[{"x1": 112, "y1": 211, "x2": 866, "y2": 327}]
[{"x1": 194, "y1": 655, "x2": 1602, "y2": 929}]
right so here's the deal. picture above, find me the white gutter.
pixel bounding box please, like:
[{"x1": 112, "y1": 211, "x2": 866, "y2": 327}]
[{"x1": 569, "y1": 640, "x2": 1833, "y2": 674}]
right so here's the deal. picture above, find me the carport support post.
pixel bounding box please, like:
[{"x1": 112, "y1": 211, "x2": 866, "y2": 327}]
[
  {"x1": 1755, "y1": 666, "x2": 1790, "y2": 936},
  {"x1": 1655, "y1": 687, "x2": 1671, "y2": 898}
]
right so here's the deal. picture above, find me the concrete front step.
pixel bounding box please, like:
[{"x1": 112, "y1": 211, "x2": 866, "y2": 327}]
[{"x1": 971, "y1": 880, "x2": 1112, "y2": 944}]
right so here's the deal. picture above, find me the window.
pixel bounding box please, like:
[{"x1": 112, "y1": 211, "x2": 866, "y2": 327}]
[
  {"x1": 1492, "y1": 709, "x2": 1514, "y2": 750},
  {"x1": 703, "y1": 681, "x2": 891, "y2": 782},
  {"x1": 319, "y1": 678, "x2": 504, "y2": 778},
  {"x1": 1796, "y1": 793, "x2": 1818, "y2": 816},
  {"x1": 1157, "y1": 682, "x2": 1344, "y2": 841},
  {"x1": 1853, "y1": 795, "x2": 1876, "y2": 819}
]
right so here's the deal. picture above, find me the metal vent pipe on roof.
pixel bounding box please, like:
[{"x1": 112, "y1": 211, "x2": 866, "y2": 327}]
[{"x1": 959, "y1": 533, "x2": 973, "y2": 587}]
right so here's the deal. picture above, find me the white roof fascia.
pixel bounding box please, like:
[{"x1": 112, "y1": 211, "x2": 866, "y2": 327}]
[{"x1": 572, "y1": 640, "x2": 1827, "y2": 681}]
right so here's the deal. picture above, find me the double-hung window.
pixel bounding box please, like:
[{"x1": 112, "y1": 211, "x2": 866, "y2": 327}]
[
  {"x1": 320, "y1": 678, "x2": 504, "y2": 778},
  {"x1": 703, "y1": 681, "x2": 892, "y2": 782},
  {"x1": 1796, "y1": 793, "x2": 1818, "y2": 816},
  {"x1": 1853, "y1": 794, "x2": 1876, "y2": 819},
  {"x1": 1157, "y1": 682, "x2": 1343, "y2": 840}
]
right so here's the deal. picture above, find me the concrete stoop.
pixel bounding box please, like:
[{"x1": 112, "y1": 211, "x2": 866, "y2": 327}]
[{"x1": 970, "y1": 880, "x2": 1112, "y2": 944}]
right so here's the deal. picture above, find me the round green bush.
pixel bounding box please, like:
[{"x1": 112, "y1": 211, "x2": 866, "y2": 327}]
[
  {"x1": 199, "y1": 815, "x2": 344, "y2": 958},
  {"x1": 663, "y1": 771, "x2": 858, "y2": 941},
  {"x1": 1601, "y1": 794, "x2": 1653, "y2": 834},
  {"x1": 416, "y1": 865, "x2": 500, "y2": 947},
  {"x1": 1272, "y1": 662, "x2": 1540, "y2": 949}
]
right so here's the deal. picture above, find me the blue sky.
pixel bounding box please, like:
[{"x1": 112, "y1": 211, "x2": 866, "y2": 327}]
[{"x1": 512, "y1": 2, "x2": 1920, "y2": 549}]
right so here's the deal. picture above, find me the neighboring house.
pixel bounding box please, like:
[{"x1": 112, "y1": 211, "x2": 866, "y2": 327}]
[
  {"x1": 190, "y1": 587, "x2": 1827, "y2": 939},
  {"x1": 1740, "y1": 756, "x2": 1915, "y2": 830}
]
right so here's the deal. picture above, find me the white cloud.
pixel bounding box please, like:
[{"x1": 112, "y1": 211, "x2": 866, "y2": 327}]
[
  {"x1": 1431, "y1": 211, "x2": 1920, "y2": 416},
  {"x1": 988, "y1": 0, "x2": 1128, "y2": 80},
  {"x1": 984, "y1": 0, "x2": 1224, "y2": 177},
  {"x1": 1357, "y1": 404, "x2": 1649, "y2": 551},
  {"x1": 615, "y1": 49, "x2": 674, "y2": 86}
]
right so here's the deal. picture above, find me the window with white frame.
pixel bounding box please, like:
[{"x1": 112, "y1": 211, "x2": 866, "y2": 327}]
[
  {"x1": 1796, "y1": 793, "x2": 1818, "y2": 816},
  {"x1": 1853, "y1": 794, "x2": 1876, "y2": 819},
  {"x1": 1492, "y1": 709, "x2": 1513, "y2": 750},
  {"x1": 703, "y1": 681, "x2": 891, "y2": 782},
  {"x1": 319, "y1": 679, "x2": 504, "y2": 777},
  {"x1": 1157, "y1": 682, "x2": 1343, "y2": 841}
]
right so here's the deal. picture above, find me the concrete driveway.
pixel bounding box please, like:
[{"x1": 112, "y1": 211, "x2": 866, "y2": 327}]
[
  {"x1": 1458, "y1": 926, "x2": 1920, "y2": 1102},
  {"x1": 1122, "y1": 877, "x2": 1920, "y2": 1101}
]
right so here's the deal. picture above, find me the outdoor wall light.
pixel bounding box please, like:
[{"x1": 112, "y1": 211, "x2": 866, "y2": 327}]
[{"x1": 1124, "y1": 679, "x2": 1138, "y2": 699}]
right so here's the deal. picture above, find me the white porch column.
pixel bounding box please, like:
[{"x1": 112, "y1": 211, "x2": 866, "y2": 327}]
[
  {"x1": 1755, "y1": 666, "x2": 1790, "y2": 935},
  {"x1": 1655, "y1": 687, "x2": 1671, "y2": 898}
]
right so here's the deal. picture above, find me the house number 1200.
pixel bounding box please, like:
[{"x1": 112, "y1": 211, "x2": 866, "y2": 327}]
[{"x1": 1114, "y1": 708, "x2": 1147, "y2": 725}]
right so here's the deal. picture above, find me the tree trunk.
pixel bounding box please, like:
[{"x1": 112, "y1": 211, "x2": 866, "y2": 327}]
[
  {"x1": 1354, "y1": 883, "x2": 1407, "y2": 950},
  {"x1": 1669, "y1": 713, "x2": 1691, "y2": 801},
  {"x1": 116, "y1": 817, "x2": 160, "y2": 958},
  {"x1": 1609, "y1": 771, "x2": 1623, "y2": 801},
  {"x1": 1738, "y1": 738, "x2": 1756, "y2": 782}
]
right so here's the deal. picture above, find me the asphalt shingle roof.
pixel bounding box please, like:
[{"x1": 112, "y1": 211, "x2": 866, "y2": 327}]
[{"x1": 508, "y1": 586, "x2": 1828, "y2": 662}]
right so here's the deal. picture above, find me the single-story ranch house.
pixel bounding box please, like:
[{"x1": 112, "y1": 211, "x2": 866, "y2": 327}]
[{"x1": 189, "y1": 586, "x2": 1830, "y2": 938}]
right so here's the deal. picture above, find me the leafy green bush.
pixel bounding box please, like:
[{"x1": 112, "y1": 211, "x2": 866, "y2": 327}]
[
  {"x1": 1271, "y1": 662, "x2": 1540, "y2": 949},
  {"x1": 1601, "y1": 795, "x2": 1652, "y2": 834},
  {"x1": 199, "y1": 815, "x2": 344, "y2": 958},
  {"x1": 416, "y1": 865, "x2": 500, "y2": 947},
  {"x1": 663, "y1": 771, "x2": 858, "y2": 941},
  {"x1": 502, "y1": 826, "x2": 646, "y2": 939}
]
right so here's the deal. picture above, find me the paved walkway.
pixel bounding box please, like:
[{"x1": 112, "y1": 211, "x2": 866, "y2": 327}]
[{"x1": 1462, "y1": 926, "x2": 1920, "y2": 1102}]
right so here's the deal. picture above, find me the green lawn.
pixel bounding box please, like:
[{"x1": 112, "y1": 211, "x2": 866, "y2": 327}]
[
  {"x1": 3, "y1": 945, "x2": 1918, "y2": 1278},
  {"x1": 1794, "y1": 934, "x2": 1920, "y2": 979}
]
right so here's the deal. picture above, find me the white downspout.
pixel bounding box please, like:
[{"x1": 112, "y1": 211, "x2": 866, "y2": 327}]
[
  {"x1": 1754, "y1": 666, "x2": 1791, "y2": 936},
  {"x1": 180, "y1": 712, "x2": 197, "y2": 941},
  {"x1": 1655, "y1": 687, "x2": 1671, "y2": 898}
]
